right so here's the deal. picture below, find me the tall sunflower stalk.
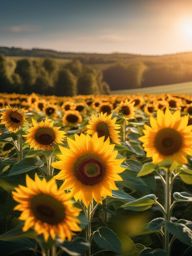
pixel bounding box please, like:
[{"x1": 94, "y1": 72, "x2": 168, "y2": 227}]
[
  {"x1": 139, "y1": 108, "x2": 192, "y2": 255},
  {"x1": 85, "y1": 202, "x2": 93, "y2": 256},
  {"x1": 17, "y1": 131, "x2": 23, "y2": 161},
  {"x1": 46, "y1": 152, "x2": 54, "y2": 176}
]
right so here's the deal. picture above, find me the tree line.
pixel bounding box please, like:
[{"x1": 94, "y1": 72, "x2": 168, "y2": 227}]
[
  {"x1": 103, "y1": 60, "x2": 192, "y2": 90},
  {"x1": 0, "y1": 57, "x2": 110, "y2": 95}
]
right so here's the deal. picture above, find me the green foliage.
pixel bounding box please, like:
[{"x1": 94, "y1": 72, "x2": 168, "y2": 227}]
[
  {"x1": 137, "y1": 163, "x2": 157, "y2": 177},
  {"x1": 179, "y1": 167, "x2": 192, "y2": 184},
  {"x1": 55, "y1": 69, "x2": 77, "y2": 96},
  {"x1": 4, "y1": 157, "x2": 44, "y2": 177},
  {"x1": 166, "y1": 222, "x2": 192, "y2": 246},
  {"x1": 77, "y1": 72, "x2": 98, "y2": 95},
  {"x1": 0, "y1": 56, "x2": 108, "y2": 95},
  {"x1": 121, "y1": 194, "x2": 157, "y2": 212},
  {"x1": 15, "y1": 59, "x2": 36, "y2": 92},
  {"x1": 93, "y1": 227, "x2": 121, "y2": 254}
]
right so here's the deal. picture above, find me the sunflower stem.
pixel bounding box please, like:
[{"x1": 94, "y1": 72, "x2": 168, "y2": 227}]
[
  {"x1": 86, "y1": 202, "x2": 93, "y2": 256},
  {"x1": 122, "y1": 118, "x2": 126, "y2": 142},
  {"x1": 17, "y1": 131, "x2": 23, "y2": 161},
  {"x1": 51, "y1": 245, "x2": 57, "y2": 256},
  {"x1": 164, "y1": 170, "x2": 172, "y2": 256},
  {"x1": 103, "y1": 199, "x2": 108, "y2": 224},
  {"x1": 46, "y1": 153, "x2": 54, "y2": 176}
]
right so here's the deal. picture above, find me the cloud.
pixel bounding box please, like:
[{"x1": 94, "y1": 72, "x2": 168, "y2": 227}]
[{"x1": 2, "y1": 25, "x2": 40, "y2": 33}]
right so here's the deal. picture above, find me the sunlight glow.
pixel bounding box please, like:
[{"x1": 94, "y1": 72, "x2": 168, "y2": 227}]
[{"x1": 180, "y1": 17, "x2": 192, "y2": 40}]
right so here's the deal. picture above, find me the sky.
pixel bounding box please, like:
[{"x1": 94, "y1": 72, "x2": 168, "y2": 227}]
[{"x1": 0, "y1": 0, "x2": 192, "y2": 54}]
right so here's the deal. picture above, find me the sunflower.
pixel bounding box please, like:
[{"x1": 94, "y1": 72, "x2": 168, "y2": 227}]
[
  {"x1": 140, "y1": 109, "x2": 192, "y2": 164},
  {"x1": 185, "y1": 104, "x2": 192, "y2": 115},
  {"x1": 63, "y1": 110, "x2": 82, "y2": 126},
  {"x1": 156, "y1": 100, "x2": 168, "y2": 111},
  {"x1": 116, "y1": 100, "x2": 135, "y2": 119},
  {"x1": 28, "y1": 93, "x2": 38, "y2": 105},
  {"x1": 52, "y1": 134, "x2": 124, "y2": 207},
  {"x1": 63, "y1": 101, "x2": 74, "y2": 111},
  {"x1": 131, "y1": 96, "x2": 144, "y2": 108},
  {"x1": 75, "y1": 103, "x2": 86, "y2": 113},
  {"x1": 0, "y1": 99, "x2": 5, "y2": 109},
  {"x1": 1, "y1": 107, "x2": 25, "y2": 132},
  {"x1": 35, "y1": 100, "x2": 46, "y2": 112},
  {"x1": 144, "y1": 104, "x2": 156, "y2": 116},
  {"x1": 87, "y1": 113, "x2": 120, "y2": 144},
  {"x1": 44, "y1": 105, "x2": 57, "y2": 117},
  {"x1": 167, "y1": 96, "x2": 181, "y2": 109},
  {"x1": 12, "y1": 175, "x2": 81, "y2": 241},
  {"x1": 26, "y1": 119, "x2": 65, "y2": 151},
  {"x1": 98, "y1": 103, "x2": 113, "y2": 115}
]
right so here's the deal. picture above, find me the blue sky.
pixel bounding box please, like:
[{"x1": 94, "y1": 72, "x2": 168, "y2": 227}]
[{"x1": 0, "y1": 0, "x2": 192, "y2": 54}]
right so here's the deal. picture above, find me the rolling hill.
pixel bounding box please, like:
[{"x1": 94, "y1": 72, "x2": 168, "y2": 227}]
[{"x1": 111, "y1": 81, "x2": 192, "y2": 94}]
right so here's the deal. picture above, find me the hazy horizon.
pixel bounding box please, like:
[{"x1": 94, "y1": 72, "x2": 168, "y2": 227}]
[{"x1": 1, "y1": 0, "x2": 192, "y2": 55}]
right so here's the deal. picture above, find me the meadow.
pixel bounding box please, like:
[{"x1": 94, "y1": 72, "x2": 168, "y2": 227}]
[
  {"x1": 111, "y1": 81, "x2": 192, "y2": 94},
  {"x1": 1, "y1": 92, "x2": 192, "y2": 256}
]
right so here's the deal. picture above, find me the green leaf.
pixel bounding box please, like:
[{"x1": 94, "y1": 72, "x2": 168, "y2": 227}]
[
  {"x1": 6, "y1": 157, "x2": 44, "y2": 177},
  {"x1": 0, "y1": 239, "x2": 36, "y2": 256},
  {"x1": 78, "y1": 213, "x2": 88, "y2": 228},
  {"x1": 60, "y1": 237, "x2": 89, "y2": 256},
  {"x1": 137, "y1": 163, "x2": 156, "y2": 177},
  {"x1": 129, "y1": 143, "x2": 145, "y2": 156},
  {"x1": 166, "y1": 222, "x2": 192, "y2": 246},
  {"x1": 169, "y1": 161, "x2": 180, "y2": 172},
  {"x1": 112, "y1": 190, "x2": 135, "y2": 201},
  {"x1": 122, "y1": 161, "x2": 156, "y2": 194},
  {"x1": 0, "y1": 179, "x2": 14, "y2": 191},
  {"x1": 146, "y1": 218, "x2": 164, "y2": 232},
  {"x1": 173, "y1": 192, "x2": 192, "y2": 202},
  {"x1": 93, "y1": 227, "x2": 121, "y2": 254},
  {"x1": 179, "y1": 169, "x2": 192, "y2": 184},
  {"x1": 140, "y1": 248, "x2": 167, "y2": 256},
  {"x1": 121, "y1": 194, "x2": 157, "y2": 212},
  {"x1": 0, "y1": 225, "x2": 35, "y2": 241}
]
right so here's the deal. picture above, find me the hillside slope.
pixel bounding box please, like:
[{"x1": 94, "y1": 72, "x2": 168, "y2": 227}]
[{"x1": 111, "y1": 81, "x2": 192, "y2": 94}]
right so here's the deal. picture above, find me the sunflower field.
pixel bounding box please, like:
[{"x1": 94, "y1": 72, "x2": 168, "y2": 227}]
[{"x1": 1, "y1": 92, "x2": 192, "y2": 256}]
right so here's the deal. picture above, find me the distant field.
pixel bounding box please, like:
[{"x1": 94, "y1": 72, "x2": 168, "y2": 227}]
[
  {"x1": 8, "y1": 56, "x2": 71, "y2": 64},
  {"x1": 111, "y1": 81, "x2": 192, "y2": 95}
]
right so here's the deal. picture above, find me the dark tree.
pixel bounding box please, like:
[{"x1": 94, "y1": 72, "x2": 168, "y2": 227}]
[
  {"x1": 55, "y1": 69, "x2": 77, "y2": 96},
  {"x1": 43, "y1": 59, "x2": 56, "y2": 74},
  {"x1": 15, "y1": 59, "x2": 36, "y2": 93},
  {"x1": 77, "y1": 72, "x2": 98, "y2": 95}
]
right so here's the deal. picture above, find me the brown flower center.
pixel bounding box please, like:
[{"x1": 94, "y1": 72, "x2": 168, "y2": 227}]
[
  {"x1": 96, "y1": 122, "x2": 110, "y2": 139},
  {"x1": 45, "y1": 107, "x2": 55, "y2": 116},
  {"x1": 38, "y1": 103, "x2": 44, "y2": 111},
  {"x1": 154, "y1": 128, "x2": 183, "y2": 156},
  {"x1": 74, "y1": 155, "x2": 105, "y2": 185},
  {"x1": 169, "y1": 100, "x2": 177, "y2": 108},
  {"x1": 66, "y1": 114, "x2": 79, "y2": 123},
  {"x1": 64, "y1": 104, "x2": 70, "y2": 111},
  {"x1": 121, "y1": 106, "x2": 130, "y2": 116},
  {"x1": 30, "y1": 194, "x2": 65, "y2": 224},
  {"x1": 9, "y1": 112, "x2": 22, "y2": 124},
  {"x1": 147, "y1": 106, "x2": 154, "y2": 113},
  {"x1": 76, "y1": 105, "x2": 84, "y2": 112},
  {"x1": 133, "y1": 99, "x2": 140, "y2": 106},
  {"x1": 187, "y1": 106, "x2": 192, "y2": 115},
  {"x1": 35, "y1": 127, "x2": 55, "y2": 145},
  {"x1": 100, "y1": 105, "x2": 111, "y2": 115}
]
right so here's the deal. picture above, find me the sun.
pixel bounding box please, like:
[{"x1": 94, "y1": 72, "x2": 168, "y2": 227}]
[{"x1": 180, "y1": 17, "x2": 192, "y2": 40}]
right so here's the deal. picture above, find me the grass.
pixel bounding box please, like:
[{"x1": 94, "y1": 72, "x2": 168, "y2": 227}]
[{"x1": 111, "y1": 81, "x2": 192, "y2": 94}]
